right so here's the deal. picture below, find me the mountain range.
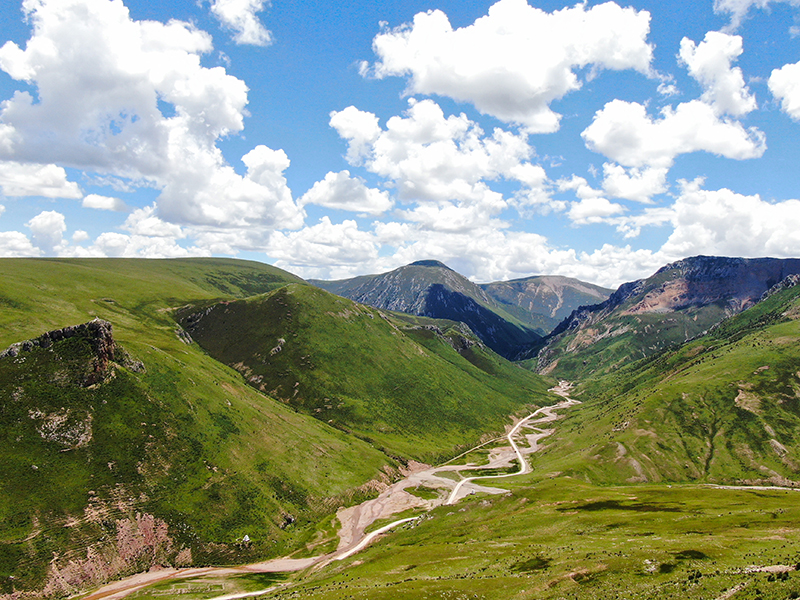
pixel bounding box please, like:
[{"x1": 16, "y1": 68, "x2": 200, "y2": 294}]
[
  {"x1": 3, "y1": 254, "x2": 800, "y2": 599},
  {"x1": 311, "y1": 260, "x2": 611, "y2": 359}
]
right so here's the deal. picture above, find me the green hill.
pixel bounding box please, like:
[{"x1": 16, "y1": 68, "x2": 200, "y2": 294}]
[
  {"x1": 0, "y1": 258, "x2": 554, "y2": 599},
  {"x1": 177, "y1": 283, "x2": 552, "y2": 461},
  {"x1": 528, "y1": 277, "x2": 800, "y2": 486},
  {"x1": 0, "y1": 258, "x2": 399, "y2": 597},
  {"x1": 535, "y1": 255, "x2": 800, "y2": 379}
]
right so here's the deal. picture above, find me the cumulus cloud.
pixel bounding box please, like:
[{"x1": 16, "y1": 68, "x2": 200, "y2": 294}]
[
  {"x1": 0, "y1": 161, "x2": 81, "y2": 198},
  {"x1": 299, "y1": 171, "x2": 392, "y2": 215},
  {"x1": 568, "y1": 197, "x2": 626, "y2": 225},
  {"x1": 769, "y1": 60, "x2": 800, "y2": 120},
  {"x1": 91, "y1": 232, "x2": 206, "y2": 258},
  {"x1": 330, "y1": 99, "x2": 552, "y2": 229},
  {"x1": 679, "y1": 32, "x2": 756, "y2": 116},
  {"x1": 122, "y1": 205, "x2": 185, "y2": 238},
  {"x1": 582, "y1": 30, "x2": 764, "y2": 171},
  {"x1": 210, "y1": 0, "x2": 272, "y2": 46},
  {"x1": 0, "y1": 0, "x2": 302, "y2": 230},
  {"x1": 268, "y1": 217, "x2": 380, "y2": 277},
  {"x1": 72, "y1": 230, "x2": 90, "y2": 243},
  {"x1": 582, "y1": 99, "x2": 766, "y2": 168},
  {"x1": 713, "y1": 0, "x2": 800, "y2": 29},
  {"x1": 0, "y1": 231, "x2": 39, "y2": 257},
  {"x1": 660, "y1": 179, "x2": 800, "y2": 257},
  {"x1": 26, "y1": 210, "x2": 66, "y2": 254},
  {"x1": 602, "y1": 164, "x2": 668, "y2": 203},
  {"x1": 82, "y1": 194, "x2": 128, "y2": 211},
  {"x1": 365, "y1": 0, "x2": 653, "y2": 132}
]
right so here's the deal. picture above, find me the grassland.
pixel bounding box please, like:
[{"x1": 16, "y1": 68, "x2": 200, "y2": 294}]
[
  {"x1": 0, "y1": 258, "x2": 557, "y2": 598},
  {"x1": 528, "y1": 283, "x2": 800, "y2": 487},
  {"x1": 177, "y1": 284, "x2": 553, "y2": 462},
  {"x1": 254, "y1": 479, "x2": 800, "y2": 600},
  {"x1": 0, "y1": 259, "x2": 401, "y2": 596}
]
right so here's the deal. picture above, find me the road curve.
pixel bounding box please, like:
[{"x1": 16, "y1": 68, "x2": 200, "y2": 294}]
[{"x1": 446, "y1": 396, "x2": 579, "y2": 505}]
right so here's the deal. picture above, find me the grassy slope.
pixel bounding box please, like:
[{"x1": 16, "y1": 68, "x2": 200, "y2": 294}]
[
  {"x1": 252, "y1": 479, "x2": 800, "y2": 600},
  {"x1": 529, "y1": 284, "x2": 800, "y2": 486},
  {"x1": 0, "y1": 259, "x2": 392, "y2": 596},
  {"x1": 178, "y1": 284, "x2": 554, "y2": 462}
]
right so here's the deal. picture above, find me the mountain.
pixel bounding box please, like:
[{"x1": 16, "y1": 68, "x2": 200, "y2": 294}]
[
  {"x1": 0, "y1": 258, "x2": 393, "y2": 597},
  {"x1": 534, "y1": 255, "x2": 800, "y2": 379},
  {"x1": 529, "y1": 273, "x2": 800, "y2": 486},
  {"x1": 0, "y1": 258, "x2": 553, "y2": 599},
  {"x1": 481, "y1": 275, "x2": 613, "y2": 333},
  {"x1": 176, "y1": 283, "x2": 551, "y2": 461},
  {"x1": 273, "y1": 273, "x2": 800, "y2": 600},
  {"x1": 311, "y1": 260, "x2": 543, "y2": 359}
]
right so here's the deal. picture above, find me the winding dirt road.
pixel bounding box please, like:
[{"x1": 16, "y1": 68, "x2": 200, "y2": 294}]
[{"x1": 81, "y1": 383, "x2": 579, "y2": 600}]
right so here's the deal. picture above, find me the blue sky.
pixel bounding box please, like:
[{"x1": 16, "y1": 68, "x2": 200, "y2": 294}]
[{"x1": 1, "y1": 0, "x2": 799, "y2": 287}]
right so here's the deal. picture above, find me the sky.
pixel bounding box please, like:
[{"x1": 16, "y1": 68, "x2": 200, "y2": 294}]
[{"x1": 1, "y1": 0, "x2": 800, "y2": 288}]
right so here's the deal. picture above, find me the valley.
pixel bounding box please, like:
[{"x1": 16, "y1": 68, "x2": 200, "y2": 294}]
[
  {"x1": 2, "y1": 255, "x2": 800, "y2": 600},
  {"x1": 76, "y1": 384, "x2": 582, "y2": 600}
]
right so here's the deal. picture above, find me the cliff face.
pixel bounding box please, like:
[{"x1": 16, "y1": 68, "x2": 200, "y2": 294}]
[
  {"x1": 0, "y1": 319, "x2": 120, "y2": 386},
  {"x1": 535, "y1": 256, "x2": 800, "y2": 378}
]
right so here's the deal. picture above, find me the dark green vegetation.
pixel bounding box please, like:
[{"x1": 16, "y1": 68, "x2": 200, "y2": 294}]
[
  {"x1": 481, "y1": 274, "x2": 612, "y2": 334},
  {"x1": 311, "y1": 260, "x2": 543, "y2": 359},
  {"x1": 530, "y1": 278, "x2": 800, "y2": 486},
  {"x1": 262, "y1": 480, "x2": 800, "y2": 599},
  {"x1": 537, "y1": 256, "x2": 800, "y2": 380},
  {"x1": 177, "y1": 284, "x2": 551, "y2": 460},
  {"x1": 0, "y1": 258, "x2": 552, "y2": 599}
]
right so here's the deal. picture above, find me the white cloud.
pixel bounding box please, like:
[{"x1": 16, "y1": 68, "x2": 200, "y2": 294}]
[
  {"x1": 602, "y1": 163, "x2": 668, "y2": 203},
  {"x1": 660, "y1": 179, "x2": 800, "y2": 257},
  {"x1": 122, "y1": 205, "x2": 185, "y2": 238},
  {"x1": 82, "y1": 193, "x2": 128, "y2": 211},
  {"x1": 300, "y1": 171, "x2": 392, "y2": 215},
  {"x1": 331, "y1": 99, "x2": 536, "y2": 206},
  {"x1": 769, "y1": 60, "x2": 800, "y2": 120},
  {"x1": 210, "y1": 0, "x2": 272, "y2": 46},
  {"x1": 91, "y1": 232, "x2": 206, "y2": 258},
  {"x1": 268, "y1": 217, "x2": 380, "y2": 277},
  {"x1": 366, "y1": 0, "x2": 653, "y2": 132},
  {"x1": 0, "y1": 204, "x2": 4, "y2": 217},
  {"x1": 0, "y1": 0, "x2": 301, "y2": 231},
  {"x1": 328, "y1": 106, "x2": 381, "y2": 164},
  {"x1": 582, "y1": 99, "x2": 766, "y2": 168},
  {"x1": 26, "y1": 210, "x2": 66, "y2": 254},
  {"x1": 0, "y1": 161, "x2": 81, "y2": 198},
  {"x1": 568, "y1": 197, "x2": 626, "y2": 225},
  {"x1": 0, "y1": 231, "x2": 39, "y2": 257},
  {"x1": 72, "y1": 229, "x2": 89, "y2": 243},
  {"x1": 557, "y1": 175, "x2": 603, "y2": 200},
  {"x1": 679, "y1": 32, "x2": 756, "y2": 116},
  {"x1": 713, "y1": 0, "x2": 800, "y2": 29}
]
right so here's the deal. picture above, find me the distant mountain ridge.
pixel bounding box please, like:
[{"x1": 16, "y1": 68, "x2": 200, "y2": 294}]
[
  {"x1": 311, "y1": 260, "x2": 542, "y2": 359},
  {"x1": 481, "y1": 275, "x2": 612, "y2": 333},
  {"x1": 536, "y1": 255, "x2": 800, "y2": 378},
  {"x1": 311, "y1": 261, "x2": 612, "y2": 359}
]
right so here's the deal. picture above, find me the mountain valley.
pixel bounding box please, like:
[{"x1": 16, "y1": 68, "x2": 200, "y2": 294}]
[{"x1": 2, "y1": 256, "x2": 800, "y2": 600}]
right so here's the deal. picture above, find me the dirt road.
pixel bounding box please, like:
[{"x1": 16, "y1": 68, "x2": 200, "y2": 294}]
[{"x1": 81, "y1": 384, "x2": 579, "y2": 600}]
